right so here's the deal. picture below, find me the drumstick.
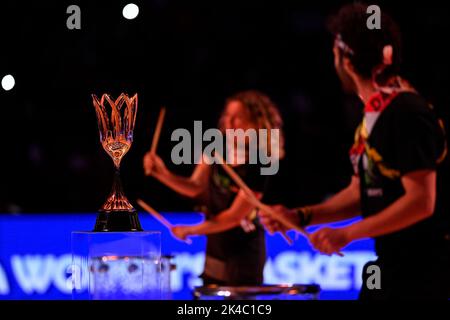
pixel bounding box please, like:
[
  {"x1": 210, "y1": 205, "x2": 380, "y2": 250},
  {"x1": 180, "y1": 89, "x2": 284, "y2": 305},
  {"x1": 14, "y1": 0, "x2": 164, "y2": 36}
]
[
  {"x1": 238, "y1": 193, "x2": 295, "y2": 245},
  {"x1": 225, "y1": 168, "x2": 344, "y2": 256},
  {"x1": 137, "y1": 199, "x2": 192, "y2": 245},
  {"x1": 214, "y1": 157, "x2": 344, "y2": 256},
  {"x1": 150, "y1": 107, "x2": 166, "y2": 155},
  {"x1": 223, "y1": 163, "x2": 300, "y2": 239},
  {"x1": 137, "y1": 199, "x2": 172, "y2": 229},
  {"x1": 146, "y1": 107, "x2": 166, "y2": 175},
  {"x1": 212, "y1": 154, "x2": 294, "y2": 245}
]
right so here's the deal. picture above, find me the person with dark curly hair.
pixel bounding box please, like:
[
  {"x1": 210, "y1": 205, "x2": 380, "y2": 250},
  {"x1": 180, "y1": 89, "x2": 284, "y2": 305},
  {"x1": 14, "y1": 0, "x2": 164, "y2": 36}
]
[
  {"x1": 259, "y1": 3, "x2": 449, "y2": 300},
  {"x1": 143, "y1": 90, "x2": 285, "y2": 286}
]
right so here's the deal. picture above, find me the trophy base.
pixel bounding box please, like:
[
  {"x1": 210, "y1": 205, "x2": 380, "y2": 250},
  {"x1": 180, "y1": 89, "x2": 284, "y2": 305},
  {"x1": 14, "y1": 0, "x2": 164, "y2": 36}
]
[{"x1": 94, "y1": 210, "x2": 143, "y2": 232}]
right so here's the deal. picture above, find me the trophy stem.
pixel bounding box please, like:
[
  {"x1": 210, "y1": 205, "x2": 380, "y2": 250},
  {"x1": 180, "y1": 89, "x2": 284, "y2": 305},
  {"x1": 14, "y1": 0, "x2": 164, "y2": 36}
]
[{"x1": 94, "y1": 169, "x2": 143, "y2": 232}]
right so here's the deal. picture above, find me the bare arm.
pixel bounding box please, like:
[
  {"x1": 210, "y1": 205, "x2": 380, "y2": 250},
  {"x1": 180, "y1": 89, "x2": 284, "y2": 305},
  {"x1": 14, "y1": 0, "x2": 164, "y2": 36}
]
[
  {"x1": 154, "y1": 162, "x2": 210, "y2": 198},
  {"x1": 143, "y1": 152, "x2": 210, "y2": 198},
  {"x1": 346, "y1": 170, "x2": 436, "y2": 241},
  {"x1": 259, "y1": 176, "x2": 361, "y2": 234},
  {"x1": 175, "y1": 189, "x2": 259, "y2": 236},
  {"x1": 309, "y1": 170, "x2": 437, "y2": 255}
]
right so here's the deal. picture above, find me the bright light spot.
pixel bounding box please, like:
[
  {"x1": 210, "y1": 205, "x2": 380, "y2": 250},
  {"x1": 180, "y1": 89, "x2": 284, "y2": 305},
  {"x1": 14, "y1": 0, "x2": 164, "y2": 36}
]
[
  {"x1": 122, "y1": 3, "x2": 139, "y2": 20},
  {"x1": 1, "y1": 74, "x2": 15, "y2": 91},
  {"x1": 217, "y1": 290, "x2": 231, "y2": 297}
]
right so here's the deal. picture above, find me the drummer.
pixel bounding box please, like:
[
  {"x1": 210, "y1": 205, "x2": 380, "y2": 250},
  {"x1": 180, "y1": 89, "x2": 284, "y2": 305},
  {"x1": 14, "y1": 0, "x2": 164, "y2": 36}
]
[
  {"x1": 259, "y1": 3, "x2": 450, "y2": 300},
  {"x1": 143, "y1": 90, "x2": 285, "y2": 286}
]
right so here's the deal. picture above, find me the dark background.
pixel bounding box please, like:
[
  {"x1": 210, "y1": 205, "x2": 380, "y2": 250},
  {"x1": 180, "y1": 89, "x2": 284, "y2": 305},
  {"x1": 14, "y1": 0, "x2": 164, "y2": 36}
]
[{"x1": 0, "y1": 0, "x2": 449, "y2": 213}]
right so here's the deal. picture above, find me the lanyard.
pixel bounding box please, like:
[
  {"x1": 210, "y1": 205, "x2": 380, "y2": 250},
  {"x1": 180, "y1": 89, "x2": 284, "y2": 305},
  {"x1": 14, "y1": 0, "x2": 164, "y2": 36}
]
[{"x1": 350, "y1": 90, "x2": 400, "y2": 178}]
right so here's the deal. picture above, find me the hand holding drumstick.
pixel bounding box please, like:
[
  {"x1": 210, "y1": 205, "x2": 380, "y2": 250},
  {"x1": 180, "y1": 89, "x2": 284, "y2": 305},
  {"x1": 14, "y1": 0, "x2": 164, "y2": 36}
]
[
  {"x1": 257, "y1": 204, "x2": 346, "y2": 257},
  {"x1": 137, "y1": 199, "x2": 192, "y2": 244},
  {"x1": 212, "y1": 153, "x2": 295, "y2": 246},
  {"x1": 213, "y1": 153, "x2": 344, "y2": 256}
]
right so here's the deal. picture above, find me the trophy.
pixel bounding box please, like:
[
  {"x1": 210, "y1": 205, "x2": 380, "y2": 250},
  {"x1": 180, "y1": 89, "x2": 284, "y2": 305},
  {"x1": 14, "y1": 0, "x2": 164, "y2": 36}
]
[{"x1": 92, "y1": 93, "x2": 142, "y2": 231}]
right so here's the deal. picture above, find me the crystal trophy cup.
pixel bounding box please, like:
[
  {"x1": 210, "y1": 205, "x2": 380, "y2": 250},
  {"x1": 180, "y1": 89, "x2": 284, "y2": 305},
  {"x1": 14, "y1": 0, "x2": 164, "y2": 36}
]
[{"x1": 92, "y1": 93, "x2": 142, "y2": 231}]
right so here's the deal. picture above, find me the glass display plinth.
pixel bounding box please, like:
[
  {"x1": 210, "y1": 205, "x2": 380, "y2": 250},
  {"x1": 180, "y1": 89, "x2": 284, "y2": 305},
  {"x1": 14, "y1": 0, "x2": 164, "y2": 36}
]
[{"x1": 71, "y1": 231, "x2": 161, "y2": 300}]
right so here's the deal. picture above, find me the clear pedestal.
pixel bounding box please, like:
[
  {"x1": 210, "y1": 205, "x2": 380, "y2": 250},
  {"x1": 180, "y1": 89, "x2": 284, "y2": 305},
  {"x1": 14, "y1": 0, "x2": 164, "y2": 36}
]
[{"x1": 71, "y1": 231, "x2": 161, "y2": 300}]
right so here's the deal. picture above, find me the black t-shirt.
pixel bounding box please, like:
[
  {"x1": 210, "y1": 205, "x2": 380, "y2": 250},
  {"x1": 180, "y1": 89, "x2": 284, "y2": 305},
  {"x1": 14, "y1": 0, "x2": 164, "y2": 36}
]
[
  {"x1": 359, "y1": 92, "x2": 448, "y2": 259},
  {"x1": 199, "y1": 163, "x2": 268, "y2": 285}
]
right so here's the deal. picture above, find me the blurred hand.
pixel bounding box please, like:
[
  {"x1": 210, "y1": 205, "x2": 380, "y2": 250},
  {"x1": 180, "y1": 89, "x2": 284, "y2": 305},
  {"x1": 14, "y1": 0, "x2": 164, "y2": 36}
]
[
  {"x1": 143, "y1": 152, "x2": 168, "y2": 177},
  {"x1": 170, "y1": 225, "x2": 193, "y2": 242},
  {"x1": 310, "y1": 227, "x2": 350, "y2": 256},
  {"x1": 258, "y1": 205, "x2": 299, "y2": 235}
]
